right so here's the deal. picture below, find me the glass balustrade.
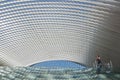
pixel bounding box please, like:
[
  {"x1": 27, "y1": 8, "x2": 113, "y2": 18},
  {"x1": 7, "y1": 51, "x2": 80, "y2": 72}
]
[{"x1": 0, "y1": 66, "x2": 119, "y2": 80}]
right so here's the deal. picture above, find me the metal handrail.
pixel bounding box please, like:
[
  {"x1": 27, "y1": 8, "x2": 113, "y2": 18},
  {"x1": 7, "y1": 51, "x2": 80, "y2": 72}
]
[{"x1": 93, "y1": 60, "x2": 113, "y2": 73}]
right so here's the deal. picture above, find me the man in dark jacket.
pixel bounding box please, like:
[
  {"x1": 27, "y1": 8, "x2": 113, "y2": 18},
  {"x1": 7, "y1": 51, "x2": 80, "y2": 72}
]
[{"x1": 96, "y1": 55, "x2": 102, "y2": 74}]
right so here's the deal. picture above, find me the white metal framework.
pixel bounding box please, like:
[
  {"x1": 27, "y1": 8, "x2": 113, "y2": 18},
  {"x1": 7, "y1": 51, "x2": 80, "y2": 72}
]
[{"x1": 0, "y1": 0, "x2": 120, "y2": 72}]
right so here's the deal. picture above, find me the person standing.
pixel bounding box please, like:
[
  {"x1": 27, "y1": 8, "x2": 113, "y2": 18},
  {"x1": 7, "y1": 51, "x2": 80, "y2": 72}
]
[{"x1": 96, "y1": 55, "x2": 102, "y2": 74}]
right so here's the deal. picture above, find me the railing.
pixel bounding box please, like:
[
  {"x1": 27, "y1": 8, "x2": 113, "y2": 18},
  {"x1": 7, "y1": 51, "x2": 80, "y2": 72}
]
[{"x1": 93, "y1": 60, "x2": 113, "y2": 73}]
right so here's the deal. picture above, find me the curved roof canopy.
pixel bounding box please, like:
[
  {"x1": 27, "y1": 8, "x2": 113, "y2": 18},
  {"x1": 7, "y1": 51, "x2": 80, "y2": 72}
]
[{"x1": 0, "y1": 0, "x2": 120, "y2": 72}]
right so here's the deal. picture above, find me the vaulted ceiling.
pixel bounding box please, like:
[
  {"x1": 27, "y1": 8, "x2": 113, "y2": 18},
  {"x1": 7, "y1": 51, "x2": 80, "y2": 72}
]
[{"x1": 0, "y1": 0, "x2": 120, "y2": 72}]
